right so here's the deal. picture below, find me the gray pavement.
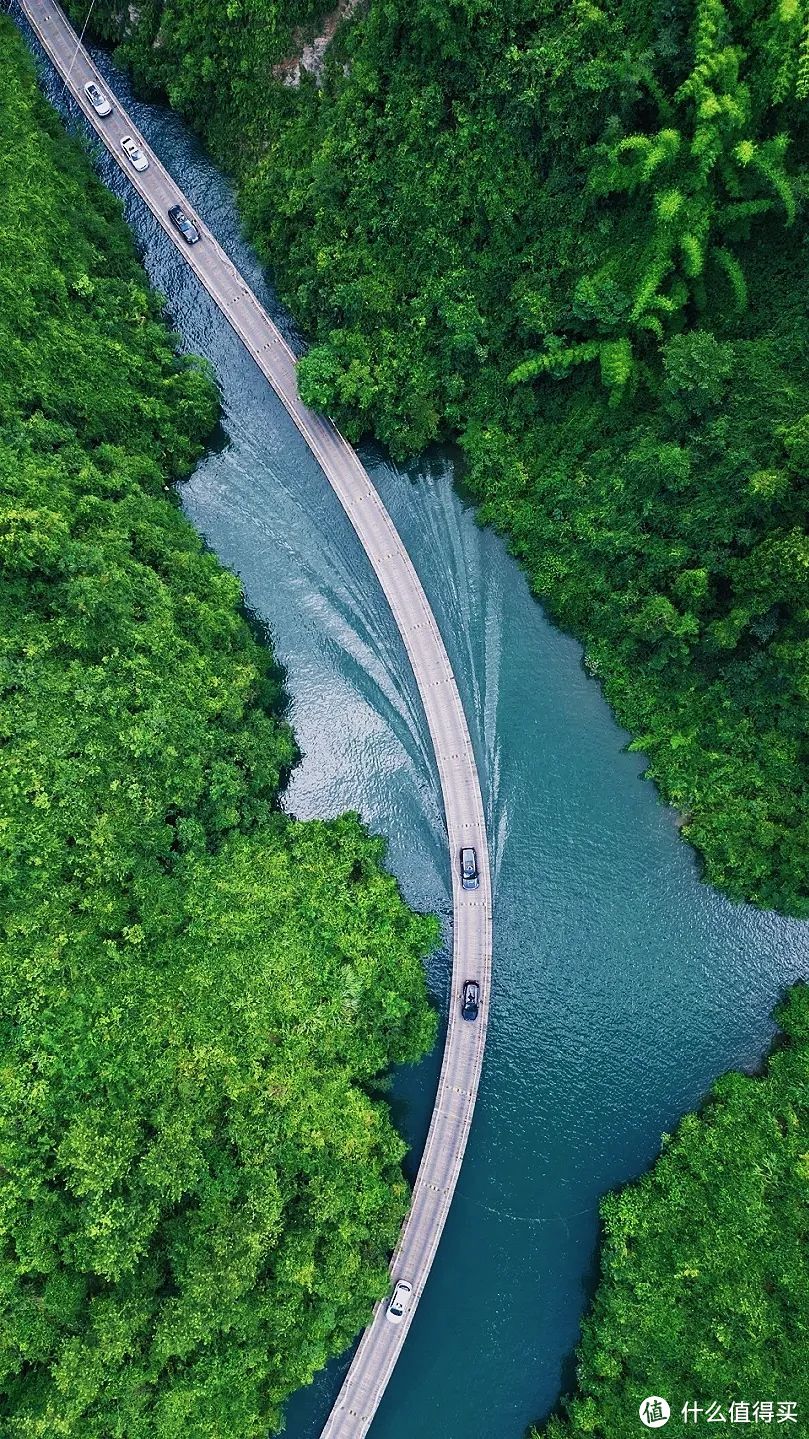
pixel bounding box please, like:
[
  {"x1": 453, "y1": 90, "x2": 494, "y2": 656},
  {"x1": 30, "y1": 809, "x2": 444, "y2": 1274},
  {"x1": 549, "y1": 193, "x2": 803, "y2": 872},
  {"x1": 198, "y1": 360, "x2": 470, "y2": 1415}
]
[{"x1": 16, "y1": 4, "x2": 494, "y2": 1433}]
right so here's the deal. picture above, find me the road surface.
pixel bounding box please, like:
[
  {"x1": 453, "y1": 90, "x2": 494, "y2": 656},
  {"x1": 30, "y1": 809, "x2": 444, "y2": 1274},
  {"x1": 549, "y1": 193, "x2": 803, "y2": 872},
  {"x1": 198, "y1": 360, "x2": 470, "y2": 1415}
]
[{"x1": 15, "y1": 4, "x2": 494, "y2": 1434}]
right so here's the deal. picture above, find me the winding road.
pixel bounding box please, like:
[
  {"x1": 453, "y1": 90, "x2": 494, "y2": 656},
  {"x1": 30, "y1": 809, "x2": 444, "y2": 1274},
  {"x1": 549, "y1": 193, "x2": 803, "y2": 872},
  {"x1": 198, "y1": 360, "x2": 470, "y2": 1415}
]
[{"x1": 15, "y1": 3, "x2": 494, "y2": 1435}]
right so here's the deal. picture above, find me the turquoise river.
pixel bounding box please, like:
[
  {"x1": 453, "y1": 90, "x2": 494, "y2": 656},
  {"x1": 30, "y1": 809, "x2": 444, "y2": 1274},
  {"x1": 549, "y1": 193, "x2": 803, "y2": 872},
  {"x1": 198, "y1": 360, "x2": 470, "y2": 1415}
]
[{"x1": 29, "y1": 31, "x2": 809, "y2": 1439}]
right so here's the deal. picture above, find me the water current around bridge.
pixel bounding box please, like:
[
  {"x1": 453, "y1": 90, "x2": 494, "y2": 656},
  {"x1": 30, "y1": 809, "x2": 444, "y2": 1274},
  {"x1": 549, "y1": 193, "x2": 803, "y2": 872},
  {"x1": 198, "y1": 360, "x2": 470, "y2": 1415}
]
[{"x1": 35, "y1": 39, "x2": 809, "y2": 1439}]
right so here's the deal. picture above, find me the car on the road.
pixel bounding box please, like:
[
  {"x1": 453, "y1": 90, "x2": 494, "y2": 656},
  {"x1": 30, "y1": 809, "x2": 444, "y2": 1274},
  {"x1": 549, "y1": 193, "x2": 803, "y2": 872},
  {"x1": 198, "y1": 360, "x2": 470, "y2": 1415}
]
[
  {"x1": 386, "y1": 1279, "x2": 413, "y2": 1325},
  {"x1": 84, "y1": 81, "x2": 112, "y2": 117},
  {"x1": 121, "y1": 135, "x2": 149, "y2": 172},
  {"x1": 461, "y1": 979, "x2": 480, "y2": 1021},
  {"x1": 460, "y1": 846, "x2": 479, "y2": 890},
  {"x1": 168, "y1": 204, "x2": 201, "y2": 245}
]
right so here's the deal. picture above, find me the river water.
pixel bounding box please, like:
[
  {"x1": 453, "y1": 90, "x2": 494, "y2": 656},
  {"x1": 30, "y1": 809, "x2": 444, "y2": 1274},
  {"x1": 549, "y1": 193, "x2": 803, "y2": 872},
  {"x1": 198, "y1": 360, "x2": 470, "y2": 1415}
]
[{"x1": 32, "y1": 36, "x2": 809, "y2": 1439}]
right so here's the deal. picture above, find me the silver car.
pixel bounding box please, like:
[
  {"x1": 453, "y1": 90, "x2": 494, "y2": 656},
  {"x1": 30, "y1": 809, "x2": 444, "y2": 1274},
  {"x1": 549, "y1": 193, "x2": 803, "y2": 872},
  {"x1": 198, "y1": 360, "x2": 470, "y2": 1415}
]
[
  {"x1": 386, "y1": 1279, "x2": 412, "y2": 1325},
  {"x1": 121, "y1": 135, "x2": 149, "y2": 173},
  {"x1": 84, "y1": 80, "x2": 111, "y2": 117}
]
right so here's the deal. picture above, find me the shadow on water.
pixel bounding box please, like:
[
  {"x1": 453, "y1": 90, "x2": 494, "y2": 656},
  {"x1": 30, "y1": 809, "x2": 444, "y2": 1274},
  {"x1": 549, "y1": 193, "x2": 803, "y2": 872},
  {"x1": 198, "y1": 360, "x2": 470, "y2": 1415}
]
[
  {"x1": 202, "y1": 417, "x2": 232, "y2": 457},
  {"x1": 20, "y1": 22, "x2": 809, "y2": 1439}
]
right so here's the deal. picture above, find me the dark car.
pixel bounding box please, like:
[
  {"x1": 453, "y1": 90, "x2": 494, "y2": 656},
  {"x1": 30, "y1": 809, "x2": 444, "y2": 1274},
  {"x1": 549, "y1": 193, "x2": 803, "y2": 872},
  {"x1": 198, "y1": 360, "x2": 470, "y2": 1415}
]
[
  {"x1": 461, "y1": 979, "x2": 480, "y2": 1021},
  {"x1": 168, "y1": 205, "x2": 201, "y2": 245},
  {"x1": 460, "y1": 846, "x2": 479, "y2": 890}
]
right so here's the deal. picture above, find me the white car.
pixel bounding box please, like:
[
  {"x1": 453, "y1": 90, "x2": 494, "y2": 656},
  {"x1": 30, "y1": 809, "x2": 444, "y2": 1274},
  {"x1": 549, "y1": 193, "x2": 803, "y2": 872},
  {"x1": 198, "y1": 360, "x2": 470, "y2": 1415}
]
[
  {"x1": 84, "y1": 81, "x2": 112, "y2": 117},
  {"x1": 386, "y1": 1279, "x2": 413, "y2": 1325},
  {"x1": 121, "y1": 135, "x2": 149, "y2": 173}
]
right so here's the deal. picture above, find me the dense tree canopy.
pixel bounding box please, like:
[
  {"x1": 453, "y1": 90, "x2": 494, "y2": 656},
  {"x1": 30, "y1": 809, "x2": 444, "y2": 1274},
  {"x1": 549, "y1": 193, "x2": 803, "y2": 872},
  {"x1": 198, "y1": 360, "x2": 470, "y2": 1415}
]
[
  {"x1": 534, "y1": 984, "x2": 809, "y2": 1438},
  {"x1": 74, "y1": 0, "x2": 809, "y2": 915},
  {"x1": 0, "y1": 24, "x2": 437, "y2": 1437},
  {"x1": 11, "y1": 0, "x2": 809, "y2": 1430}
]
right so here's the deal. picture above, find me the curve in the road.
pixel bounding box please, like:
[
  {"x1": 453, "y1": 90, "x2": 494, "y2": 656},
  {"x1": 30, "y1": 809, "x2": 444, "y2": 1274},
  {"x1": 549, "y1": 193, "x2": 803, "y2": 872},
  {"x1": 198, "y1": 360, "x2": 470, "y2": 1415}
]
[{"x1": 16, "y1": 3, "x2": 494, "y2": 1436}]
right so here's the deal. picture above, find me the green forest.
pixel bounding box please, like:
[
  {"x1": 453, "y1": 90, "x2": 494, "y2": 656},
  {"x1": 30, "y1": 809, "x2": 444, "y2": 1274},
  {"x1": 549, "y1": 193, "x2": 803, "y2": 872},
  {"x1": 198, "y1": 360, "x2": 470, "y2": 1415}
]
[
  {"x1": 0, "y1": 22, "x2": 437, "y2": 1437},
  {"x1": 535, "y1": 984, "x2": 809, "y2": 1439},
  {"x1": 74, "y1": 0, "x2": 809, "y2": 916},
  {"x1": 7, "y1": 0, "x2": 809, "y2": 1435}
]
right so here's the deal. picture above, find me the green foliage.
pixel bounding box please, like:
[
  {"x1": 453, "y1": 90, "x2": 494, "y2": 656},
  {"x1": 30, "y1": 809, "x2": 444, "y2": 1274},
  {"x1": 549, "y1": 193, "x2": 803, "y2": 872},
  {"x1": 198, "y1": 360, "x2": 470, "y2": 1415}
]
[
  {"x1": 710, "y1": 245, "x2": 749, "y2": 310},
  {"x1": 599, "y1": 338, "x2": 634, "y2": 391},
  {"x1": 508, "y1": 341, "x2": 603, "y2": 384},
  {"x1": 662, "y1": 331, "x2": 734, "y2": 412},
  {"x1": 467, "y1": 251, "x2": 809, "y2": 913},
  {"x1": 74, "y1": 0, "x2": 809, "y2": 914},
  {"x1": 531, "y1": 984, "x2": 809, "y2": 1439},
  {"x1": 0, "y1": 23, "x2": 437, "y2": 1437},
  {"x1": 509, "y1": 336, "x2": 633, "y2": 392},
  {"x1": 516, "y1": 0, "x2": 802, "y2": 384}
]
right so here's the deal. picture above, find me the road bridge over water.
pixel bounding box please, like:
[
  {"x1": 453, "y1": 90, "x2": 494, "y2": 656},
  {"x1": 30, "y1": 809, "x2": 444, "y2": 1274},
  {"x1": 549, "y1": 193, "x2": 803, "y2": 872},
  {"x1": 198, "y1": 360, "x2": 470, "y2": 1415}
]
[{"x1": 16, "y1": 4, "x2": 493, "y2": 1432}]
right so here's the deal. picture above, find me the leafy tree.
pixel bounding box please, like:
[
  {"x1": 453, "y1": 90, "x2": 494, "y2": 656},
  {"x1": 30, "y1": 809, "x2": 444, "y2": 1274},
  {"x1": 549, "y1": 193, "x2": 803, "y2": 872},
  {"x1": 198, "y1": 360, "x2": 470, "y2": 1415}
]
[
  {"x1": 662, "y1": 331, "x2": 734, "y2": 413},
  {"x1": 513, "y1": 0, "x2": 801, "y2": 386}
]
